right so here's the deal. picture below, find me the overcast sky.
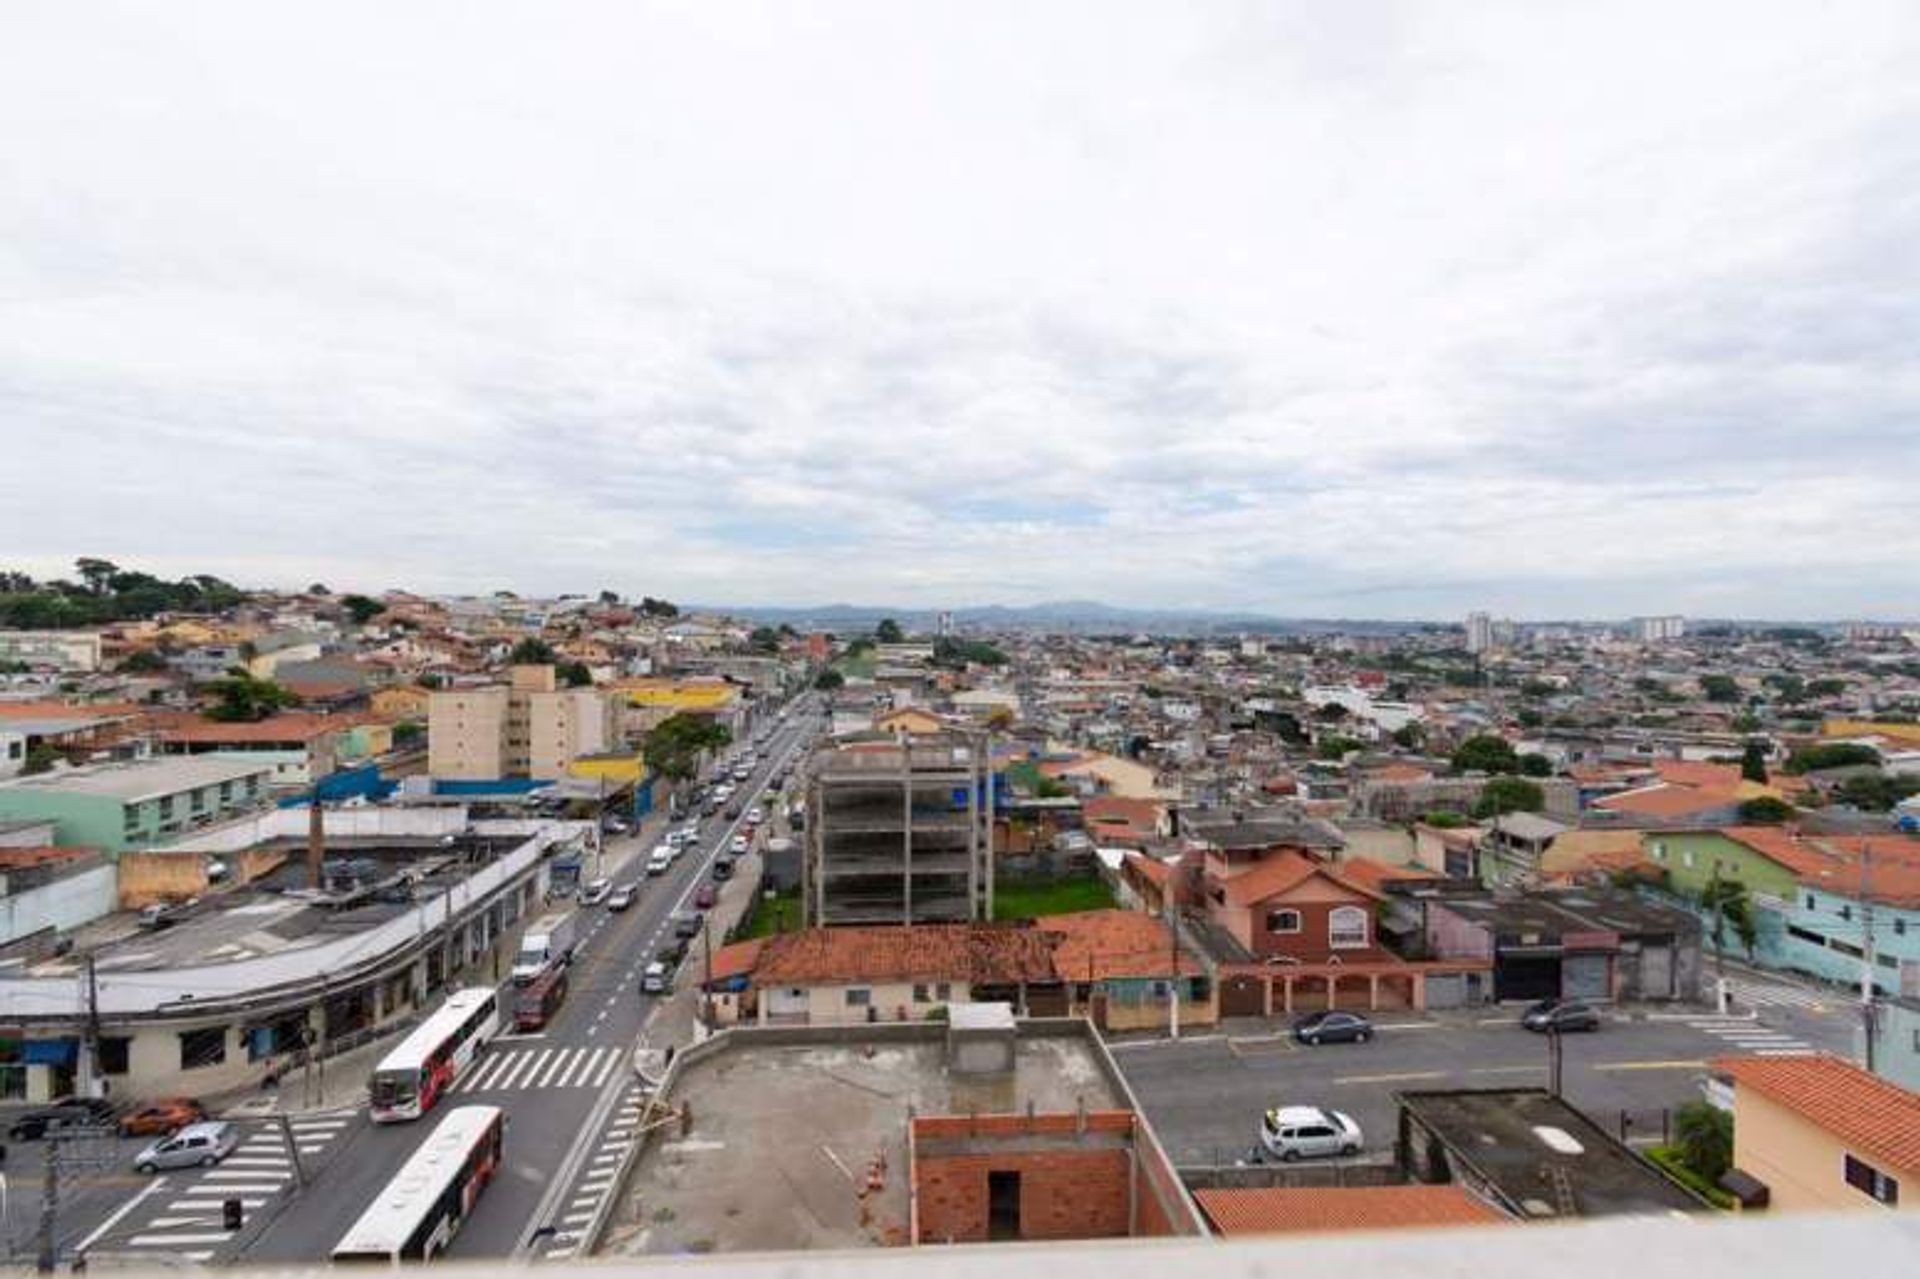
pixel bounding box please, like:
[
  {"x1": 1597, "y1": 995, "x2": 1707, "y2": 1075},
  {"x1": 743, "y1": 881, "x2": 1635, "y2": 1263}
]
[{"x1": 3, "y1": 3, "x2": 1916, "y2": 620}]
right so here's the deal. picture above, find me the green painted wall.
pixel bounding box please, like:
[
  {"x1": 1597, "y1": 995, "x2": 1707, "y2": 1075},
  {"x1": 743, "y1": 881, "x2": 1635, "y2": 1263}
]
[{"x1": 1640, "y1": 831, "x2": 1801, "y2": 901}]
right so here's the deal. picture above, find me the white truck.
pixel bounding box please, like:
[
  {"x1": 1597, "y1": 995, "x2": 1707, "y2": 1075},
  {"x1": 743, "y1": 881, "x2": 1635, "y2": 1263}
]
[{"x1": 511, "y1": 910, "x2": 579, "y2": 985}]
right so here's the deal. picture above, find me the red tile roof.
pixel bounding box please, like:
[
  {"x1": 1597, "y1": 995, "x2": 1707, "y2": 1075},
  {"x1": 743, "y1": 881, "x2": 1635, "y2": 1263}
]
[
  {"x1": 1713, "y1": 1054, "x2": 1920, "y2": 1173},
  {"x1": 153, "y1": 711, "x2": 373, "y2": 744},
  {"x1": 1081, "y1": 796, "x2": 1164, "y2": 831},
  {"x1": 1221, "y1": 849, "x2": 1385, "y2": 908},
  {"x1": 750, "y1": 923, "x2": 1058, "y2": 987},
  {"x1": 0, "y1": 846, "x2": 97, "y2": 869},
  {"x1": 1719, "y1": 827, "x2": 1848, "y2": 878},
  {"x1": 1044, "y1": 909, "x2": 1205, "y2": 981},
  {"x1": 1195, "y1": 1185, "x2": 1507, "y2": 1236},
  {"x1": 1123, "y1": 853, "x2": 1172, "y2": 888},
  {"x1": 1334, "y1": 856, "x2": 1438, "y2": 893}
]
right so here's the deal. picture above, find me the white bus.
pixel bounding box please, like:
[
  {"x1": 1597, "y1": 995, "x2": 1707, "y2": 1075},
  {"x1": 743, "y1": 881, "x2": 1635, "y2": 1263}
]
[
  {"x1": 369, "y1": 988, "x2": 499, "y2": 1123},
  {"x1": 331, "y1": 1105, "x2": 506, "y2": 1263}
]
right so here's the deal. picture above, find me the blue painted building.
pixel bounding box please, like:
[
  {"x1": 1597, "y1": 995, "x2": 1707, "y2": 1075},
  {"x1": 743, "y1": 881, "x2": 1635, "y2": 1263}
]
[{"x1": 1780, "y1": 871, "x2": 1920, "y2": 997}]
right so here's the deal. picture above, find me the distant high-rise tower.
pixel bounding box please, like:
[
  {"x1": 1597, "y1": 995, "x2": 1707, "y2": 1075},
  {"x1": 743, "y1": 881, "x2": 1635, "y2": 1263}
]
[
  {"x1": 1635, "y1": 615, "x2": 1686, "y2": 643},
  {"x1": 937, "y1": 610, "x2": 954, "y2": 637},
  {"x1": 1466, "y1": 611, "x2": 1494, "y2": 654}
]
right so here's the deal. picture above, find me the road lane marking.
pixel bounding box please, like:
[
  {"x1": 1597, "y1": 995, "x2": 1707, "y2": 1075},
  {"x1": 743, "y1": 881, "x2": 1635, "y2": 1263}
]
[
  {"x1": 589, "y1": 1051, "x2": 621, "y2": 1086},
  {"x1": 1592, "y1": 1060, "x2": 1706, "y2": 1071},
  {"x1": 75, "y1": 1173, "x2": 171, "y2": 1254},
  {"x1": 534, "y1": 1047, "x2": 579, "y2": 1089},
  {"x1": 1468, "y1": 1065, "x2": 1543, "y2": 1075},
  {"x1": 127, "y1": 1232, "x2": 232, "y2": 1246},
  {"x1": 1331, "y1": 1071, "x2": 1448, "y2": 1085}
]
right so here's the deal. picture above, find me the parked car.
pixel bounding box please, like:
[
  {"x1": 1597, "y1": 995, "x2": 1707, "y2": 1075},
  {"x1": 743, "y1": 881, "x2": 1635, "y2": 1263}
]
[
  {"x1": 644, "y1": 849, "x2": 672, "y2": 876},
  {"x1": 579, "y1": 878, "x2": 612, "y2": 906},
  {"x1": 711, "y1": 858, "x2": 734, "y2": 882},
  {"x1": 607, "y1": 884, "x2": 637, "y2": 912},
  {"x1": 640, "y1": 962, "x2": 671, "y2": 995},
  {"x1": 134, "y1": 1121, "x2": 242, "y2": 1173},
  {"x1": 604, "y1": 818, "x2": 631, "y2": 836},
  {"x1": 745, "y1": 806, "x2": 764, "y2": 826},
  {"x1": 1259, "y1": 1106, "x2": 1363, "y2": 1161},
  {"x1": 671, "y1": 910, "x2": 703, "y2": 939},
  {"x1": 729, "y1": 834, "x2": 749, "y2": 855},
  {"x1": 1521, "y1": 998, "x2": 1601, "y2": 1033},
  {"x1": 724, "y1": 802, "x2": 742, "y2": 819},
  {"x1": 693, "y1": 883, "x2": 718, "y2": 910},
  {"x1": 655, "y1": 938, "x2": 688, "y2": 966},
  {"x1": 119, "y1": 1098, "x2": 206, "y2": 1137},
  {"x1": 1291, "y1": 1010, "x2": 1373, "y2": 1046},
  {"x1": 10, "y1": 1097, "x2": 116, "y2": 1141}
]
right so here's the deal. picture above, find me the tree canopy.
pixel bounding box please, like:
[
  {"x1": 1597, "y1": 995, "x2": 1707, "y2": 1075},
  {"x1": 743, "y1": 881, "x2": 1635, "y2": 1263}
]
[
  {"x1": 1699, "y1": 674, "x2": 1740, "y2": 703},
  {"x1": 875, "y1": 617, "x2": 905, "y2": 643},
  {"x1": 933, "y1": 636, "x2": 1007, "y2": 668},
  {"x1": 1783, "y1": 742, "x2": 1880, "y2": 774},
  {"x1": 1735, "y1": 795, "x2": 1796, "y2": 824},
  {"x1": 1740, "y1": 739, "x2": 1769, "y2": 784},
  {"x1": 1472, "y1": 776, "x2": 1545, "y2": 819},
  {"x1": 204, "y1": 671, "x2": 300, "y2": 722},
  {"x1": 509, "y1": 637, "x2": 558, "y2": 665},
  {"x1": 1451, "y1": 734, "x2": 1521, "y2": 775},
  {"x1": 0, "y1": 562, "x2": 246, "y2": 628},
  {"x1": 638, "y1": 596, "x2": 679, "y2": 618},
  {"x1": 339, "y1": 593, "x2": 384, "y2": 625},
  {"x1": 558, "y1": 660, "x2": 594, "y2": 688},
  {"x1": 642, "y1": 713, "x2": 732, "y2": 781},
  {"x1": 814, "y1": 668, "x2": 846, "y2": 690}
]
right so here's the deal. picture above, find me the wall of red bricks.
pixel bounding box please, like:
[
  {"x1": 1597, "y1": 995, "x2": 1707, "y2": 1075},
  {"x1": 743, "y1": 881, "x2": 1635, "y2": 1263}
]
[{"x1": 915, "y1": 1149, "x2": 1132, "y2": 1243}]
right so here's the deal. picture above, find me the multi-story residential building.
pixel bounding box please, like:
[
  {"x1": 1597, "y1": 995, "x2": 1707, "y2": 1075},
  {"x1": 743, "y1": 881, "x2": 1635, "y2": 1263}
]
[
  {"x1": 0, "y1": 757, "x2": 275, "y2": 853},
  {"x1": 428, "y1": 664, "x2": 616, "y2": 781},
  {"x1": 1465, "y1": 612, "x2": 1493, "y2": 655},
  {"x1": 1635, "y1": 615, "x2": 1687, "y2": 643},
  {"x1": 0, "y1": 631, "x2": 103, "y2": 672},
  {"x1": 803, "y1": 733, "x2": 993, "y2": 926}
]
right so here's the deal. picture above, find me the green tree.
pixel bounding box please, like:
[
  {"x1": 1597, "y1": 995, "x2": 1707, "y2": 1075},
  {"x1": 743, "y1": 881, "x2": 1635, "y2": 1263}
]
[
  {"x1": 1739, "y1": 739, "x2": 1769, "y2": 784},
  {"x1": 1834, "y1": 774, "x2": 1920, "y2": 812},
  {"x1": 558, "y1": 661, "x2": 593, "y2": 688},
  {"x1": 1391, "y1": 722, "x2": 1427, "y2": 750},
  {"x1": 74, "y1": 557, "x2": 118, "y2": 595},
  {"x1": 1451, "y1": 734, "x2": 1520, "y2": 775},
  {"x1": 875, "y1": 617, "x2": 905, "y2": 644},
  {"x1": 1472, "y1": 776, "x2": 1545, "y2": 819},
  {"x1": 1420, "y1": 810, "x2": 1467, "y2": 828},
  {"x1": 1316, "y1": 735, "x2": 1366, "y2": 761},
  {"x1": 638, "y1": 596, "x2": 679, "y2": 618},
  {"x1": 340, "y1": 594, "x2": 384, "y2": 626},
  {"x1": 598, "y1": 589, "x2": 622, "y2": 606},
  {"x1": 1783, "y1": 742, "x2": 1880, "y2": 774},
  {"x1": 121, "y1": 648, "x2": 169, "y2": 673},
  {"x1": 749, "y1": 626, "x2": 782, "y2": 654},
  {"x1": 204, "y1": 671, "x2": 300, "y2": 722},
  {"x1": 814, "y1": 669, "x2": 845, "y2": 690},
  {"x1": 392, "y1": 720, "x2": 425, "y2": 746},
  {"x1": 509, "y1": 637, "x2": 558, "y2": 665},
  {"x1": 1314, "y1": 702, "x2": 1350, "y2": 722},
  {"x1": 21, "y1": 742, "x2": 61, "y2": 775},
  {"x1": 642, "y1": 713, "x2": 732, "y2": 781},
  {"x1": 1673, "y1": 1101, "x2": 1733, "y2": 1184},
  {"x1": 1519, "y1": 752, "x2": 1553, "y2": 778},
  {"x1": 1699, "y1": 674, "x2": 1739, "y2": 703},
  {"x1": 307, "y1": 582, "x2": 330, "y2": 595},
  {"x1": 1731, "y1": 712, "x2": 1764, "y2": 734},
  {"x1": 1735, "y1": 795, "x2": 1795, "y2": 824},
  {"x1": 1701, "y1": 873, "x2": 1758, "y2": 958}
]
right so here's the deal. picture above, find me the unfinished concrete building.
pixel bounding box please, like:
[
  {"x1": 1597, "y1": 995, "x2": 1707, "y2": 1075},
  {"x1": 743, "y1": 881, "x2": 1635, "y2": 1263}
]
[{"x1": 803, "y1": 734, "x2": 992, "y2": 926}]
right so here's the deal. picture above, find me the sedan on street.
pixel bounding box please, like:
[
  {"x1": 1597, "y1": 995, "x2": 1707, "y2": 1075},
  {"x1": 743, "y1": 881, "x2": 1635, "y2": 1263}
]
[
  {"x1": 1521, "y1": 998, "x2": 1602, "y2": 1033},
  {"x1": 1291, "y1": 1010, "x2": 1373, "y2": 1045},
  {"x1": 1259, "y1": 1106, "x2": 1363, "y2": 1162}
]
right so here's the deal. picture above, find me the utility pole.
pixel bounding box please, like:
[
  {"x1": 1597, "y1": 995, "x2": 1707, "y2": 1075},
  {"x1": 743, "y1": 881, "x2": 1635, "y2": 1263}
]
[
  {"x1": 78, "y1": 955, "x2": 101, "y2": 1101},
  {"x1": 1547, "y1": 1025, "x2": 1564, "y2": 1097},
  {"x1": 34, "y1": 1138, "x2": 57, "y2": 1274},
  {"x1": 1166, "y1": 903, "x2": 1180, "y2": 1041},
  {"x1": 1706, "y1": 865, "x2": 1729, "y2": 1015},
  {"x1": 1861, "y1": 838, "x2": 1878, "y2": 1072}
]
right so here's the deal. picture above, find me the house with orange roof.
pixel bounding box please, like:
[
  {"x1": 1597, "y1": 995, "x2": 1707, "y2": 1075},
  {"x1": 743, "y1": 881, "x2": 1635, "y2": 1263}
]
[
  {"x1": 1714, "y1": 1054, "x2": 1920, "y2": 1212},
  {"x1": 1205, "y1": 848, "x2": 1391, "y2": 963}
]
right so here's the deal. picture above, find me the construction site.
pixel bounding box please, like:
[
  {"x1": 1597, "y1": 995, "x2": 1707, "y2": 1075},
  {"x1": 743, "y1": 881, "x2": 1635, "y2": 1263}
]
[{"x1": 802, "y1": 735, "x2": 994, "y2": 927}]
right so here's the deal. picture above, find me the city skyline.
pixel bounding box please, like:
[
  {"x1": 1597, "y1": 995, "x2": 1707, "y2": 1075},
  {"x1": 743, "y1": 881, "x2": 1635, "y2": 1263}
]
[{"x1": 5, "y1": 3, "x2": 1917, "y2": 616}]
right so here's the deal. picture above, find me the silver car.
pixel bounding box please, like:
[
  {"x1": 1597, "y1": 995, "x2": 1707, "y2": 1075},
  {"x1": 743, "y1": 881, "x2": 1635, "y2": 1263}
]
[
  {"x1": 134, "y1": 1120, "x2": 241, "y2": 1173},
  {"x1": 1259, "y1": 1106, "x2": 1363, "y2": 1161}
]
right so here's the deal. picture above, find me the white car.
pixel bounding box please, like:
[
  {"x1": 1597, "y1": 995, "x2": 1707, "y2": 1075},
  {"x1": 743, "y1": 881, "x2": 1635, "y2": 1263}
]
[
  {"x1": 644, "y1": 850, "x2": 672, "y2": 876},
  {"x1": 745, "y1": 806, "x2": 764, "y2": 826},
  {"x1": 729, "y1": 834, "x2": 749, "y2": 855},
  {"x1": 579, "y1": 878, "x2": 612, "y2": 906},
  {"x1": 1259, "y1": 1106, "x2": 1363, "y2": 1161}
]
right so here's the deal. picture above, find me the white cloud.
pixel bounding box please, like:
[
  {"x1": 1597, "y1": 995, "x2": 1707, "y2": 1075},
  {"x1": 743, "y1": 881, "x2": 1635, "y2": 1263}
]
[{"x1": 1, "y1": 1, "x2": 1916, "y2": 618}]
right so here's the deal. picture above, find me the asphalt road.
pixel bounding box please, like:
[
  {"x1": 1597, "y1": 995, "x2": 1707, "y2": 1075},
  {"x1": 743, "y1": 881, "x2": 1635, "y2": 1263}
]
[
  {"x1": 43, "y1": 693, "x2": 820, "y2": 1266},
  {"x1": 1115, "y1": 966, "x2": 1862, "y2": 1167}
]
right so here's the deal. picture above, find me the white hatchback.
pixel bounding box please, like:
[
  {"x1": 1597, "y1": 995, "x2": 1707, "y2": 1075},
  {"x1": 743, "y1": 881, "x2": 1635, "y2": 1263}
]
[{"x1": 1259, "y1": 1106, "x2": 1363, "y2": 1161}]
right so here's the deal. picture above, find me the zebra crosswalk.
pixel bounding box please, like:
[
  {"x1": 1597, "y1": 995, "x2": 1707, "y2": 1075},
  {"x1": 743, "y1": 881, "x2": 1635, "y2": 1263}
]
[
  {"x1": 1684, "y1": 1015, "x2": 1817, "y2": 1057},
  {"x1": 1724, "y1": 975, "x2": 1835, "y2": 1013},
  {"x1": 90, "y1": 1113, "x2": 356, "y2": 1262},
  {"x1": 455, "y1": 1045, "x2": 623, "y2": 1095}
]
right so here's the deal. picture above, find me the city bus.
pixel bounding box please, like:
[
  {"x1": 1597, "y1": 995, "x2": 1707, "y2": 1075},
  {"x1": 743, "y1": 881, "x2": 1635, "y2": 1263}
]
[
  {"x1": 331, "y1": 1105, "x2": 506, "y2": 1263},
  {"x1": 512, "y1": 965, "x2": 568, "y2": 1032},
  {"x1": 369, "y1": 988, "x2": 499, "y2": 1123}
]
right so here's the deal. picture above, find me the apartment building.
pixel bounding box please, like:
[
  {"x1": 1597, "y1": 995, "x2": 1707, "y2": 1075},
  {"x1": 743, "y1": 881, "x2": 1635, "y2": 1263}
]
[
  {"x1": 803, "y1": 733, "x2": 993, "y2": 926},
  {"x1": 0, "y1": 757, "x2": 275, "y2": 853},
  {"x1": 0, "y1": 631, "x2": 103, "y2": 672},
  {"x1": 428, "y1": 664, "x2": 616, "y2": 781}
]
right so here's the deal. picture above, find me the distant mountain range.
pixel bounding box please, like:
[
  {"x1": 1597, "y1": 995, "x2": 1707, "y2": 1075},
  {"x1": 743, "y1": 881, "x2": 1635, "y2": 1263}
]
[{"x1": 695, "y1": 599, "x2": 1441, "y2": 637}]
